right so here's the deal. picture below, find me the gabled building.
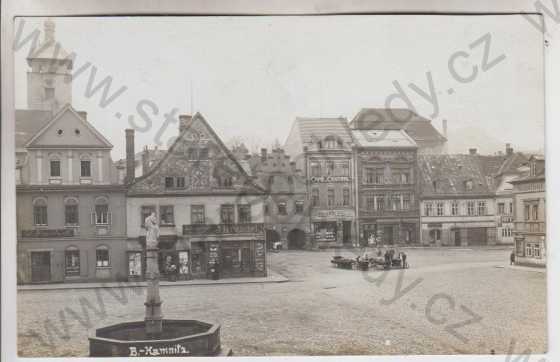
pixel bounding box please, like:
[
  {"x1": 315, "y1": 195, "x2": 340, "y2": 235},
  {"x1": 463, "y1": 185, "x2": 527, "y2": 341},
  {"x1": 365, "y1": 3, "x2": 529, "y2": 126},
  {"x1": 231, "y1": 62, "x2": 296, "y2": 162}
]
[
  {"x1": 252, "y1": 148, "x2": 310, "y2": 249},
  {"x1": 350, "y1": 108, "x2": 447, "y2": 154},
  {"x1": 125, "y1": 113, "x2": 267, "y2": 280},
  {"x1": 16, "y1": 20, "x2": 127, "y2": 284},
  {"x1": 352, "y1": 129, "x2": 420, "y2": 246},
  {"x1": 511, "y1": 156, "x2": 546, "y2": 267},
  {"x1": 284, "y1": 117, "x2": 356, "y2": 248}
]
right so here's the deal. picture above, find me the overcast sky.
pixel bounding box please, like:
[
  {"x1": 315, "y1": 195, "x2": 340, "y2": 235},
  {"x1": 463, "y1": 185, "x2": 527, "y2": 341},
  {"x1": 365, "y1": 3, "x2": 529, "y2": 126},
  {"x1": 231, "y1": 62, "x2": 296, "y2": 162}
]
[{"x1": 15, "y1": 16, "x2": 544, "y2": 159}]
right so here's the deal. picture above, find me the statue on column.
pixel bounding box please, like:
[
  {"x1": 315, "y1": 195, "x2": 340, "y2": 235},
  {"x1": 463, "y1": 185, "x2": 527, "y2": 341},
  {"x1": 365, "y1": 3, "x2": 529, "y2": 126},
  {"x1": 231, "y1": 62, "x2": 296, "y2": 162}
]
[
  {"x1": 145, "y1": 212, "x2": 160, "y2": 249},
  {"x1": 144, "y1": 211, "x2": 163, "y2": 336}
]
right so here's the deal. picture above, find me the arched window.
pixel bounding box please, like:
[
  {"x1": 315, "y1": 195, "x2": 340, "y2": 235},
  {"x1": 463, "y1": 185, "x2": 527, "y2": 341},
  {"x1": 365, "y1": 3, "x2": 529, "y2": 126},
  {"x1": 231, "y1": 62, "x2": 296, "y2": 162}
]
[
  {"x1": 65, "y1": 246, "x2": 80, "y2": 276},
  {"x1": 49, "y1": 153, "x2": 61, "y2": 178},
  {"x1": 64, "y1": 197, "x2": 79, "y2": 225},
  {"x1": 96, "y1": 245, "x2": 110, "y2": 267},
  {"x1": 93, "y1": 196, "x2": 110, "y2": 225},
  {"x1": 33, "y1": 198, "x2": 48, "y2": 226}
]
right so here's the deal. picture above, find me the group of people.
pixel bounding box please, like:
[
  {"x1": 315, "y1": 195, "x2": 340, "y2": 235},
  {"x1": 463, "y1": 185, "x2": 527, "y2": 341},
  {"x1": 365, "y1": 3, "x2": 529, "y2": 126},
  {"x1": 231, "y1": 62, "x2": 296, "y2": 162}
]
[{"x1": 357, "y1": 247, "x2": 409, "y2": 269}]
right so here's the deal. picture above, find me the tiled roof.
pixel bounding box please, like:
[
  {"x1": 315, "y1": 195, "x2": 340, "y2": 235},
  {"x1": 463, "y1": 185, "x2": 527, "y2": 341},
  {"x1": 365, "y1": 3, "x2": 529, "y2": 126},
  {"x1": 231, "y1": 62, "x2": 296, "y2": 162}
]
[
  {"x1": 295, "y1": 117, "x2": 354, "y2": 146},
  {"x1": 418, "y1": 154, "x2": 496, "y2": 197},
  {"x1": 352, "y1": 129, "x2": 417, "y2": 148},
  {"x1": 350, "y1": 108, "x2": 446, "y2": 144},
  {"x1": 15, "y1": 109, "x2": 53, "y2": 149}
]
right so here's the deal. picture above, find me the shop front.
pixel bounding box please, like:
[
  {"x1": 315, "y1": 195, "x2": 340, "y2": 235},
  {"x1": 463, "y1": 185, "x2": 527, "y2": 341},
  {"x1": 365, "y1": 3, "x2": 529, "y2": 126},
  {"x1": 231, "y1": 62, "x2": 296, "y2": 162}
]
[
  {"x1": 311, "y1": 209, "x2": 355, "y2": 248},
  {"x1": 360, "y1": 220, "x2": 418, "y2": 246}
]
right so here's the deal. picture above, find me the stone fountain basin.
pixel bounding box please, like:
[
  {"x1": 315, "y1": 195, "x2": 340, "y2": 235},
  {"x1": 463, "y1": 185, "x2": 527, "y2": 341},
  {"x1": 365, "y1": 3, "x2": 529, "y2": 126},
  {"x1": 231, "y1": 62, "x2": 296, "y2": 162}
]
[{"x1": 89, "y1": 319, "x2": 221, "y2": 357}]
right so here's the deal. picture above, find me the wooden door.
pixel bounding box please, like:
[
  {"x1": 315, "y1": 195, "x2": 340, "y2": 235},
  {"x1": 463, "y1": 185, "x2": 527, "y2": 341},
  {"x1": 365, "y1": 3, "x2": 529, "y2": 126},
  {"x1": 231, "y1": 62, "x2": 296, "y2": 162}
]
[{"x1": 31, "y1": 251, "x2": 51, "y2": 283}]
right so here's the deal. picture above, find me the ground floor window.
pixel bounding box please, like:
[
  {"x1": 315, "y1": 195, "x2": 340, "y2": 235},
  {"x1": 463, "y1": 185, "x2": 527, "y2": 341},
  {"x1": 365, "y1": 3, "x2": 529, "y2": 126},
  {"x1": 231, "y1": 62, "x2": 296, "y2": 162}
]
[
  {"x1": 96, "y1": 245, "x2": 110, "y2": 267},
  {"x1": 314, "y1": 222, "x2": 337, "y2": 241},
  {"x1": 128, "y1": 252, "x2": 142, "y2": 276},
  {"x1": 178, "y1": 251, "x2": 189, "y2": 275},
  {"x1": 516, "y1": 239, "x2": 525, "y2": 257},
  {"x1": 65, "y1": 247, "x2": 80, "y2": 276}
]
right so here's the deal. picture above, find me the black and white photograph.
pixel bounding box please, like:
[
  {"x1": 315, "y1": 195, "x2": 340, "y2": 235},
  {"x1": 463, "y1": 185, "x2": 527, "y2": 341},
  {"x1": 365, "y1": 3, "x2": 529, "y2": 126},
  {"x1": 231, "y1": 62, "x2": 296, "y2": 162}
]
[{"x1": 1, "y1": 1, "x2": 558, "y2": 361}]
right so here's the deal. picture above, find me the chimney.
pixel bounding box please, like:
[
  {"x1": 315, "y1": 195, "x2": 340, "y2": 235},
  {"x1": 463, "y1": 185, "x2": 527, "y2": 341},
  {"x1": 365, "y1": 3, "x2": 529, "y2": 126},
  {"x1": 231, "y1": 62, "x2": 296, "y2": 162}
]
[
  {"x1": 261, "y1": 148, "x2": 268, "y2": 162},
  {"x1": 142, "y1": 146, "x2": 150, "y2": 176},
  {"x1": 125, "y1": 129, "x2": 135, "y2": 184},
  {"x1": 179, "y1": 115, "x2": 192, "y2": 134},
  {"x1": 469, "y1": 148, "x2": 477, "y2": 155},
  {"x1": 506, "y1": 143, "x2": 513, "y2": 156},
  {"x1": 442, "y1": 119, "x2": 448, "y2": 138}
]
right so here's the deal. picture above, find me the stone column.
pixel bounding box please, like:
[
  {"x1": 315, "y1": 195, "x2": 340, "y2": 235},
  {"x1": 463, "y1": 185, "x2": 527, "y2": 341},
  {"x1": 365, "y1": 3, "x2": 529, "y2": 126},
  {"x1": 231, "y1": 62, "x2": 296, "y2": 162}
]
[{"x1": 144, "y1": 246, "x2": 163, "y2": 336}]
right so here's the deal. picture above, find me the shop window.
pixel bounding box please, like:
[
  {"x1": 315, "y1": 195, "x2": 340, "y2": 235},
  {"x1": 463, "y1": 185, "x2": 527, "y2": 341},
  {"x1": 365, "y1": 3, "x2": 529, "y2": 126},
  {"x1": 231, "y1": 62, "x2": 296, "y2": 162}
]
[
  {"x1": 80, "y1": 160, "x2": 91, "y2": 177},
  {"x1": 33, "y1": 198, "x2": 48, "y2": 226},
  {"x1": 128, "y1": 252, "x2": 142, "y2": 277},
  {"x1": 314, "y1": 222, "x2": 337, "y2": 241},
  {"x1": 160, "y1": 205, "x2": 174, "y2": 225},
  {"x1": 221, "y1": 204, "x2": 235, "y2": 224},
  {"x1": 96, "y1": 245, "x2": 110, "y2": 267},
  {"x1": 191, "y1": 205, "x2": 205, "y2": 224},
  {"x1": 50, "y1": 159, "x2": 61, "y2": 177},
  {"x1": 64, "y1": 198, "x2": 79, "y2": 225},
  {"x1": 141, "y1": 205, "x2": 156, "y2": 226},
  {"x1": 277, "y1": 202, "x2": 287, "y2": 216},
  {"x1": 65, "y1": 247, "x2": 80, "y2": 276},
  {"x1": 525, "y1": 244, "x2": 533, "y2": 257},
  {"x1": 295, "y1": 200, "x2": 304, "y2": 214},
  {"x1": 238, "y1": 204, "x2": 252, "y2": 223},
  {"x1": 533, "y1": 244, "x2": 541, "y2": 258},
  {"x1": 343, "y1": 188, "x2": 350, "y2": 206}
]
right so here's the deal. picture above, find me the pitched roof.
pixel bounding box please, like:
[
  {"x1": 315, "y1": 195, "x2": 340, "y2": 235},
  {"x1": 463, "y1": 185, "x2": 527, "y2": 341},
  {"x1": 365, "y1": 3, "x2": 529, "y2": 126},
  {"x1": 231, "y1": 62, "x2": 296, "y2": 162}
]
[
  {"x1": 418, "y1": 154, "x2": 496, "y2": 197},
  {"x1": 350, "y1": 108, "x2": 446, "y2": 144},
  {"x1": 15, "y1": 109, "x2": 53, "y2": 149},
  {"x1": 351, "y1": 129, "x2": 417, "y2": 148},
  {"x1": 24, "y1": 104, "x2": 112, "y2": 149},
  {"x1": 293, "y1": 117, "x2": 354, "y2": 147}
]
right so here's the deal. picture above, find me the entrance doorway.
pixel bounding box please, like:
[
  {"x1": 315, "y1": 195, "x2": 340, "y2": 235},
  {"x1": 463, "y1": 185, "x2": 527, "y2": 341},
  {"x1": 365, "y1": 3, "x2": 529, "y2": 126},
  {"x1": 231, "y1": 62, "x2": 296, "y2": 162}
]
[
  {"x1": 266, "y1": 229, "x2": 280, "y2": 249},
  {"x1": 31, "y1": 251, "x2": 51, "y2": 283},
  {"x1": 342, "y1": 221, "x2": 352, "y2": 245},
  {"x1": 429, "y1": 229, "x2": 441, "y2": 244},
  {"x1": 454, "y1": 230, "x2": 461, "y2": 246},
  {"x1": 288, "y1": 229, "x2": 306, "y2": 249},
  {"x1": 383, "y1": 226, "x2": 394, "y2": 245}
]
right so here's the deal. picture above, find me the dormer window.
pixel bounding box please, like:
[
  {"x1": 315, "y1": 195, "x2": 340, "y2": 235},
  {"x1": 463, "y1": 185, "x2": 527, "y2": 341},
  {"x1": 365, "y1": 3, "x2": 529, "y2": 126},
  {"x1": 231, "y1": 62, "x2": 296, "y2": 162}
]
[{"x1": 323, "y1": 136, "x2": 343, "y2": 149}]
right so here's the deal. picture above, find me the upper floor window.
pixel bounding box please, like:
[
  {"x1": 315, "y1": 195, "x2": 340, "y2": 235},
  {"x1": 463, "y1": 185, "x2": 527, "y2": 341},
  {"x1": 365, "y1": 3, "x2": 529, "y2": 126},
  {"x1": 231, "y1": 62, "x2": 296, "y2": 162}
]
[
  {"x1": 187, "y1": 148, "x2": 198, "y2": 160},
  {"x1": 392, "y1": 194, "x2": 401, "y2": 211},
  {"x1": 436, "y1": 202, "x2": 444, "y2": 216},
  {"x1": 365, "y1": 168, "x2": 375, "y2": 184},
  {"x1": 238, "y1": 204, "x2": 252, "y2": 223},
  {"x1": 343, "y1": 188, "x2": 350, "y2": 206},
  {"x1": 424, "y1": 202, "x2": 433, "y2": 216},
  {"x1": 81, "y1": 160, "x2": 91, "y2": 177},
  {"x1": 524, "y1": 204, "x2": 531, "y2": 220},
  {"x1": 222, "y1": 176, "x2": 233, "y2": 188},
  {"x1": 327, "y1": 189, "x2": 335, "y2": 207},
  {"x1": 401, "y1": 172, "x2": 410, "y2": 184},
  {"x1": 451, "y1": 202, "x2": 459, "y2": 216},
  {"x1": 159, "y1": 205, "x2": 174, "y2": 225},
  {"x1": 467, "y1": 201, "x2": 475, "y2": 216},
  {"x1": 403, "y1": 194, "x2": 411, "y2": 210},
  {"x1": 141, "y1": 205, "x2": 156, "y2": 226},
  {"x1": 277, "y1": 202, "x2": 287, "y2": 215},
  {"x1": 326, "y1": 161, "x2": 335, "y2": 176},
  {"x1": 264, "y1": 204, "x2": 270, "y2": 216},
  {"x1": 64, "y1": 198, "x2": 79, "y2": 225},
  {"x1": 478, "y1": 201, "x2": 487, "y2": 216},
  {"x1": 95, "y1": 204, "x2": 109, "y2": 225},
  {"x1": 220, "y1": 204, "x2": 235, "y2": 224},
  {"x1": 376, "y1": 195, "x2": 385, "y2": 211},
  {"x1": 498, "y1": 203, "x2": 505, "y2": 215},
  {"x1": 311, "y1": 162, "x2": 321, "y2": 177},
  {"x1": 50, "y1": 159, "x2": 61, "y2": 177},
  {"x1": 532, "y1": 204, "x2": 539, "y2": 220},
  {"x1": 199, "y1": 148, "x2": 209, "y2": 160},
  {"x1": 295, "y1": 200, "x2": 304, "y2": 214},
  {"x1": 509, "y1": 202, "x2": 513, "y2": 215},
  {"x1": 339, "y1": 162, "x2": 350, "y2": 176},
  {"x1": 311, "y1": 188, "x2": 320, "y2": 207},
  {"x1": 366, "y1": 194, "x2": 375, "y2": 210},
  {"x1": 165, "y1": 177, "x2": 174, "y2": 188},
  {"x1": 96, "y1": 245, "x2": 110, "y2": 267},
  {"x1": 33, "y1": 198, "x2": 48, "y2": 226},
  {"x1": 191, "y1": 205, "x2": 206, "y2": 224}
]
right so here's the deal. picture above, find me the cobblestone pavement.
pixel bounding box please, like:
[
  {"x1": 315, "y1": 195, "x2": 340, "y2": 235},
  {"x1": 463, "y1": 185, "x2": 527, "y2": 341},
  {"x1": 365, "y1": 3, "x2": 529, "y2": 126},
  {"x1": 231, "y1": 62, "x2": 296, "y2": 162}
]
[{"x1": 17, "y1": 247, "x2": 546, "y2": 357}]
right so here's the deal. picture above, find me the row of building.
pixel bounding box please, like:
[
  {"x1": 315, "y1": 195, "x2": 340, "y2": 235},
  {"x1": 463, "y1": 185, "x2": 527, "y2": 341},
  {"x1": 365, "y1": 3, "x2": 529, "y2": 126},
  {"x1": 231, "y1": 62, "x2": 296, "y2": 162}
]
[{"x1": 15, "y1": 21, "x2": 546, "y2": 284}]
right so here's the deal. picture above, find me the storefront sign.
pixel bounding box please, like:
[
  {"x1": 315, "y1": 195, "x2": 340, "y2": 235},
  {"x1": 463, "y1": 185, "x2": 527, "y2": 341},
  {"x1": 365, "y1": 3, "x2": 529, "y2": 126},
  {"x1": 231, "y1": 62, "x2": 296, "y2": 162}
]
[
  {"x1": 313, "y1": 210, "x2": 354, "y2": 219},
  {"x1": 129, "y1": 344, "x2": 190, "y2": 357},
  {"x1": 22, "y1": 228, "x2": 74, "y2": 238},
  {"x1": 310, "y1": 176, "x2": 350, "y2": 183}
]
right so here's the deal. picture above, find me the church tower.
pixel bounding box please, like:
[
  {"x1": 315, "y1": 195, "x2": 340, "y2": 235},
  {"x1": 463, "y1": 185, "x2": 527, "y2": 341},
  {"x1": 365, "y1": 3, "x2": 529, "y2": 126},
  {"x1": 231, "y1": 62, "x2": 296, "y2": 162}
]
[{"x1": 26, "y1": 19, "x2": 73, "y2": 112}]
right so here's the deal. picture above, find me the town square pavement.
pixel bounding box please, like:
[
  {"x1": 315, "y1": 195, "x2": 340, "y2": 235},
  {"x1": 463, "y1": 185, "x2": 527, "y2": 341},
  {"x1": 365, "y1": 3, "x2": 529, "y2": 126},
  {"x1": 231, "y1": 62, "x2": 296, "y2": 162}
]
[{"x1": 17, "y1": 247, "x2": 546, "y2": 356}]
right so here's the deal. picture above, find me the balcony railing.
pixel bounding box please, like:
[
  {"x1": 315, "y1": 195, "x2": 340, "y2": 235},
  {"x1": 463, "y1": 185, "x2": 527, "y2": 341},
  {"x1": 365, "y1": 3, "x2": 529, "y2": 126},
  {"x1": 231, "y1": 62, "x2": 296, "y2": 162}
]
[
  {"x1": 183, "y1": 223, "x2": 265, "y2": 236},
  {"x1": 21, "y1": 228, "x2": 74, "y2": 238},
  {"x1": 514, "y1": 221, "x2": 546, "y2": 233}
]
